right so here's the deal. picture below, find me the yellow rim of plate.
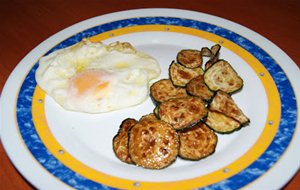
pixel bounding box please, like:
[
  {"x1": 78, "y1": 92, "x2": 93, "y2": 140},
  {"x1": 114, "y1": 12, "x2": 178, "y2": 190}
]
[{"x1": 32, "y1": 25, "x2": 280, "y2": 189}]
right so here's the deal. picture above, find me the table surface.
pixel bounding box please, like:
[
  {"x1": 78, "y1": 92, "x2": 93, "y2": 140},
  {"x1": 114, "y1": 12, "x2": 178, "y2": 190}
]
[{"x1": 0, "y1": 0, "x2": 299, "y2": 189}]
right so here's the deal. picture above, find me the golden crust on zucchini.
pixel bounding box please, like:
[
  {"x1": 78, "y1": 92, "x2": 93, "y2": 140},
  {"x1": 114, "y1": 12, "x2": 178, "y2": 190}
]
[
  {"x1": 177, "y1": 49, "x2": 202, "y2": 68},
  {"x1": 158, "y1": 97, "x2": 208, "y2": 130},
  {"x1": 186, "y1": 75, "x2": 214, "y2": 101},
  {"x1": 179, "y1": 123, "x2": 217, "y2": 160},
  {"x1": 204, "y1": 60, "x2": 243, "y2": 93},
  {"x1": 205, "y1": 111, "x2": 241, "y2": 133},
  {"x1": 169, "y1": 61, "x2": 204, "y2": 87},
  {"x1": 113, "y1": 118, "x2": 138, "y2": 164},
  {"x1": 128, "y1": 119, "x2": 179, "y2": 169},
  {"x1": 210, "y1": 91, "x2": 249, "y2": 125},
  {"x1": 140, "y1": 113, "x2": 158, "y2": 121},
  {"x1": 150, "y1": 79, "x2": 188, "y2": 104}
]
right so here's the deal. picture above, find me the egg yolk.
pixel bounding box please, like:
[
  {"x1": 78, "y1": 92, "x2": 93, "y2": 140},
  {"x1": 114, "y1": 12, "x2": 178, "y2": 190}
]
[{"x1": 71, "y1": 70, "x2": 109, "y2": 95}]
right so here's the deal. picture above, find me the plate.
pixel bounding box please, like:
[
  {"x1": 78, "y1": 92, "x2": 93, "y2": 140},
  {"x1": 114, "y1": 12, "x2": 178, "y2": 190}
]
[{"x1": 1, "y1": 8, "x2": 299, "y2": 190}]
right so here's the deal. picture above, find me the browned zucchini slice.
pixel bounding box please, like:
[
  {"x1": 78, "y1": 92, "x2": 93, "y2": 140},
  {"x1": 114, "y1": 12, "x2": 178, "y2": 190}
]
[
  {"x1": 169, "y1": 61, "x2": 204, "y2": 87},
  {"x1": 204, "y1": 44, "x2": 221, "y2": 70},
  {"x1": 186, "y1": 75, "x2": 214, "y2": 101},
  {"x1": 179, "y1": 123, "x2": 217, "y2": 160},
  {"x1": 210, "y1": 44, "x2": 221, "y2": 56},
  {"x1": 210, "y1": 91, "x2": 250, "y2": 125},
  {"x1": 158, "y1": 97, "x2": 208, "y2": 130},
  {"x1": 140, "y1": 113, "x2": 158, "y2": 121},
  {"x1": 150, "y1": 79, "x2": 188, "y2": 104},
  {"x1": 204, "y1": 60, "x2": 243, "y2": 93},
  {"x1": 177, "y1": 49, "x2": 202, "y2": 68},
  {"x1": 205, "y1": 111, "x2": 241, "y2": 134},
  {"x1": 201, "y1": 47, "x2": 212, "y2": 57},
  {"x1": 113, "y1": 118, "x2": 138, "y2": 164},
  {"x1": 128, "y1": 119, "x2": 179, "y2": 169}
]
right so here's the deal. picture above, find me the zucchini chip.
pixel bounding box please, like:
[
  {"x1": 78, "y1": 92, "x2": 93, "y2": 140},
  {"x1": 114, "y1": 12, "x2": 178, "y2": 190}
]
[
  {"x1": 204, "y1": 60, "x2": 243, "y2": 93},
  {"x1": 201, "y1": 47, "x2": 212, "y2": 57},
  {"x1": 150, "y1": 79, "x2": 188, "y2": 104},
  {"x1": 210, "y1": 44, "x2": 221, "y2": 56},
  {"x1": 186, "y1": 75, "x2": 214, "y2": 101},
  {"x1": 179, "y1": 123, "x2": 217, "y2": 160},
  {"x1": 169, "y1": 61, "x2": 204, "y2": 87},
  {"x1": 113, "y1": 118, "x2": 138, "y2": 164},
  {"x1": 178, "y1": 123, "x2": 218, "y2": 160},
  {"x1": 158, "y1": 97, "x2": 208, "y2": 130},
  {"x1": 205, "y1": 111, "x2": 241, "y2": 134},
  {"x1": 128, "y1": 119, "x2": 179, "y2": 169},
  {"x1": 210, "y1": 91, "x2": 250, "y2": 125},
  {"x1": 177, "y1": 49, "x2": 202, "y2": 68},
  {"x1": 140, "y1": 113, "x2": 158, "y2": 121}
]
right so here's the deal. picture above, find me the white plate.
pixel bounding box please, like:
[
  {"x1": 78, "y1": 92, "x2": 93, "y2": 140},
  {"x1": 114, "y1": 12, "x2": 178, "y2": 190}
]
[{"x1": 1, "y1": 8, "x2": 299, "y2": 190}]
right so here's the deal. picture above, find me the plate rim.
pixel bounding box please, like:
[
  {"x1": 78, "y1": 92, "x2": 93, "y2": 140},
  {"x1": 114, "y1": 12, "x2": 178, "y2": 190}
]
[{"x1": 1, "y1": 8, "x2": 299, "y2": 190}]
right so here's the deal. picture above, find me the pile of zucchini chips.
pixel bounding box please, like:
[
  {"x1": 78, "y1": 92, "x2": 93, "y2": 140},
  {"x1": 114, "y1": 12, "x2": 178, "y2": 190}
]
[{"x1": 113, "y1": 44, "x2": 250, "y2": 169}]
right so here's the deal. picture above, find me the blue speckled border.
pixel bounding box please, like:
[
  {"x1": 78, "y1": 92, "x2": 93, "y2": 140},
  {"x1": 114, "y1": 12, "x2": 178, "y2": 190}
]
[{"x1": 16, "y1": 17, "x2": 297, "y2": 189}]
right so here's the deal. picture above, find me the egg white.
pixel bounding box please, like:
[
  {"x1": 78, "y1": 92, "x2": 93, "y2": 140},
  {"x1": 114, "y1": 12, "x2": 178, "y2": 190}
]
[{"x1": 35, "y1": 39, "x2": 161, "y2": 113}]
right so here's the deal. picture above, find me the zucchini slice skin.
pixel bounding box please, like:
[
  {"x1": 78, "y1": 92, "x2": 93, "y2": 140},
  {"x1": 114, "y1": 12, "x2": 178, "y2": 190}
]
[
  {"x1": 150, "y1": 79, "x2": 188, "y2": 104},
  {"x1": 179, "y1": 123, "x2": 217, "y2": 160},
  {"x1": 128, "y1": 119, "x2": 179, "y2": 169},
  {"x1": 205, "y1": 111, "x2": 241, "y2": 134},
  {"x1": 176, "y1": 49, "x2": 202, "y2": 68},
  {"x1": 186, "y1": 75, "x2": 214, "y2": 102},
  {"x1": 112, "y1": 44, "x2": 252, "y2": 169},
  {"x1": 158, "y1": 97, "x2": 208, "y2": 130},
  {"x1": 205, "y1": 56, "x2": 218, "y2": 70},
  {"x1": 113, "y1": 118, "x2": 138, "y2": 164},
  {"x1": 169, "y1": 61, "x2": 204, "y2": 87},
  {"x1": 204, "y1": 60, "x2": 243, "y2": 93},
  {"x1": 210, "y1": 91, "x2": 250, "y2": 125}
]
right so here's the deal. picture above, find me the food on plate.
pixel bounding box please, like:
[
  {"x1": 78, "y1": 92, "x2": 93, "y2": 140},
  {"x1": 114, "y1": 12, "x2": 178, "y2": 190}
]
[
  {"x1": 128, "y1": 118, "x2": 179, "y2": 169},
  {"x1": 200, "y1": 47, "x2": 212, "y2": 57},
  {"x1": 113, "y1": 118, "x2": 138, "y2": 164},
  {"x1": 204, "y1": 44, "x2": 221, "y2": 70},
  {"x1": 150, "y1": 79, "x2": 188, "y2": 104},
  {"x1": 113, "y1": 43, "x2": 250, "y2": 169},
  {"x1": 157, "y1": 97, "x2": 208, "y2": 130},
  {"x1": 176, "y1": 49, "x2": 202, "y2": 68},
  {"x1": 204, "y1": 60, "x2": 243, "y2": 93},
  {"x1": 35, "y1": 39, "x2": 161, "y2": 113},
  {"x1": 139, "y1": 113, "x2": 158, "y2": 121},
  {"x1": 178, "y1": 123, "x2": 217, "y2": 160},
  {"x1": 169, "y1": 61, "x2": 204, "y2": 87},
  {"x1": 209, "y1": 91, "x2": 250, "y2": 125},
  {"x1": 210, "y1": 44, "x2": 221, "y2": 57},
  {"x1": 205, "y1": 111, "x2": 241, "y2": 134},
  {"x1": 186, "y1": 75, "x2": 214, "y2": 101}
]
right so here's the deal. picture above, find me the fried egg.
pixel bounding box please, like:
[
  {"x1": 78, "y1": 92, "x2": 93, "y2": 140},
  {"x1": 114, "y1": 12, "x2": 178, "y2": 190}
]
[{"x1": 35, "y1": 39, "x2": 161, "y2": 113}]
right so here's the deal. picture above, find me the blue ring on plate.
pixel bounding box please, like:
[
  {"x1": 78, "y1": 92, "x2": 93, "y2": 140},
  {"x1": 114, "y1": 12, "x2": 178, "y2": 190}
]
[{"x1": 16, "y1": 17, "x2": 297, "y2": 190}]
